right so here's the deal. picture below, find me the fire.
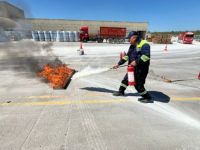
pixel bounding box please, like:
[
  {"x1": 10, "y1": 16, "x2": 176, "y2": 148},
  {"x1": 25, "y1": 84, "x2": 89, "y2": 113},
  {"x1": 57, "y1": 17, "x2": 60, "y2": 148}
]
[{"x1": 38, "y1": 64, "x2": 75, "y2": 89}]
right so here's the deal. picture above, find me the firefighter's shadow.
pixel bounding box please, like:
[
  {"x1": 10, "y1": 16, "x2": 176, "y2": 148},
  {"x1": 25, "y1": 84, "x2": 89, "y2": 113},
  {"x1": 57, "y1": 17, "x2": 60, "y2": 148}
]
[
  {"x1": 81, "y1": 87, "x2": 115, "y2": 94},
  {"x1": 148, "y1": 91, "x2": 170, "y2": 103},
  {"x1": 81, "y1": 87, "x2": 170, "y2": 103},
  {"x1": 126, "y1": 91, "x2": 170, "y2": 103}
]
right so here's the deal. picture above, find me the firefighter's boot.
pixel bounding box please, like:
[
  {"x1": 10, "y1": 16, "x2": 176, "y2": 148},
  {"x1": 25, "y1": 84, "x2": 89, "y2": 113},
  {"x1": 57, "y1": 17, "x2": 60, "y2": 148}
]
[
  {"x1": 138, "y1": 93, "x2": 153, "y2": 103},
  {"x1": 113, "y1": 91, "x2": 125, "y2": 96},
  {"x1": 113, "y1": 86, "x2": 126, "y2": 96}
]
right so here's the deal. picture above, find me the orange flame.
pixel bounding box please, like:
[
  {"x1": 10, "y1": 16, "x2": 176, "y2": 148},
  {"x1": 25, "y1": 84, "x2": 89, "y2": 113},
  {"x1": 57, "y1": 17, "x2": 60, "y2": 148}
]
[{"x1": 37, "y1": 64, "x2": 74, "y2": 89}]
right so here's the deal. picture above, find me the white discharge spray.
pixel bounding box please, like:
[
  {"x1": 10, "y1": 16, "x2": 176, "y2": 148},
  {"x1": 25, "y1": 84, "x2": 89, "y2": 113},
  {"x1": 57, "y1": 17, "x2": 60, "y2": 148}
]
[
  {"x1": 147, "y1": 103, "x2": 200, "y2": 129},
  {"x1": 72, "y1": 66, "x2": 110, "y2": 80}
]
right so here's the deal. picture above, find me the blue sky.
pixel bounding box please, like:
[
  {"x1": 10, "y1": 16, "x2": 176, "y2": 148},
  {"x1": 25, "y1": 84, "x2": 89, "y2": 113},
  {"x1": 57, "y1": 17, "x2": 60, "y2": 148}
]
[{"x1": 6, "y1": 0, "x2": 200, "y2": 32}]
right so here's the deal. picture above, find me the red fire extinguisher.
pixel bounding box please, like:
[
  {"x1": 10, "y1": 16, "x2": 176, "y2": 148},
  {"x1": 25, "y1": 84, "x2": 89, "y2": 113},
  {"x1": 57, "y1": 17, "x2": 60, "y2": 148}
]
[{"x1": 128, "y1": 66, "x2": 136, "y2": 86}]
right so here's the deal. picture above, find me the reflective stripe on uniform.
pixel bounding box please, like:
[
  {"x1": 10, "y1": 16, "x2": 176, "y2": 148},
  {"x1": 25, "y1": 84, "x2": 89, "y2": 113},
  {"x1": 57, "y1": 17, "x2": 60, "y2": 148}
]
[
  {"x1": 141, "y1": 55, "x2": 150, "y2": 62},
  {"x1": 139, "y1": 90, "x2": 147, "y2": 96},
  {"x1": 122, "y1": 56, "x2": 129, "y2": 61},
  {"x1": 120, "y1": 83, "x2": 127, "y2": 88},
  {"x1": 136, "y1": 40, "x2": 148, "y2": 49}
]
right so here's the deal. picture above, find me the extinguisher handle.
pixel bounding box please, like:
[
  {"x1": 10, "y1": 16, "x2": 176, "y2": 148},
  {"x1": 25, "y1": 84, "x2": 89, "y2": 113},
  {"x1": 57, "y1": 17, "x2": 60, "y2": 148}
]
[{"x1": 119, "y1": 65, "x2": 128, "y2": 68}]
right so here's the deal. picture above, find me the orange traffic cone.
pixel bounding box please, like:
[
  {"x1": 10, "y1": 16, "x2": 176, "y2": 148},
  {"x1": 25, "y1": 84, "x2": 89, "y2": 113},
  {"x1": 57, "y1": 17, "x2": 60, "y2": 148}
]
[
  {"x1": 198, "y1": 72, "x2": 200, "y2": 80},
  {"x1": 164, "y1": 44, "x2": 168, "y2": 52},
  {"x1": 120, "y1": 52, "x2": 122, "y2": 59},
  {"x1": 80, "y1": 42, "x2": 83, "y2": 49},
  {"x1": 120, "y1": 51, "x2": 126, "y2": 59},
  {"x1": 78, "y1": 42, "x2": 84, "y2": 55}
]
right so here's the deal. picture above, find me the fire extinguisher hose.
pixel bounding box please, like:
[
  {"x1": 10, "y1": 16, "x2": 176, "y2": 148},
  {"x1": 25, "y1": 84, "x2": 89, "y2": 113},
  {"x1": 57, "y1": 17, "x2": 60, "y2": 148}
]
[{"x1": 110, "y1": 64, "x2": 128, "y2": 69}]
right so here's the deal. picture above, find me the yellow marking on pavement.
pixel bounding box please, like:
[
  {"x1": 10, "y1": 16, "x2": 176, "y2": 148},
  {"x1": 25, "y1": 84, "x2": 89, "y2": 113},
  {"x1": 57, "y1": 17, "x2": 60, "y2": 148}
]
[
  {"x1": 25, "y1": 95, "x2": 66, "y2": 99},
  {"x1": 0, "y1": 97, "x2": 200, "y2": 107},
  {"x1": 173, "y1": 97, "x2": 200, "y2": 101},
  {"x1": 0, "y1": 95, "x2": 66, "y2": 100},
  {"x1": 0, "y1": 99, "x2": 128, "y2": 107}
]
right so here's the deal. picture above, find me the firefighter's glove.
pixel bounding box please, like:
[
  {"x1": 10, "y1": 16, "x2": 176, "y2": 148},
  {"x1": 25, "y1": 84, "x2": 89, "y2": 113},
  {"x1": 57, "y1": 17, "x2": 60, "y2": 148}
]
[{"x1": 113, "y1": 64, "x2": 119, "y2": 69}]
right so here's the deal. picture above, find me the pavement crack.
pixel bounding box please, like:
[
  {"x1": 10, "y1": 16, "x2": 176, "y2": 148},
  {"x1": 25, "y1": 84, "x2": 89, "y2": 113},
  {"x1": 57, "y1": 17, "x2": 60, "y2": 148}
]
[
  {"x1": 77, "y1": 102, "x2": 107, "y2": 150},
  {"x1": 60, "y1": 101, "x2": 73, "y2": 150},
  {"x1": 19, "y1": 106, "x2": 46, "y2": 150}
]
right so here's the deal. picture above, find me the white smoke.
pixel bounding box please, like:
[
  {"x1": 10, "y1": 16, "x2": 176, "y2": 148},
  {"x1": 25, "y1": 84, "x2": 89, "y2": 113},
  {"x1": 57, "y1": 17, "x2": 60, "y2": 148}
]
[
  {"x1": 0, "y1": 40, "x2": 60, "y2": 73},
  {"x1": 72, "y1": 66, "x2": 111, "y2": 80}
]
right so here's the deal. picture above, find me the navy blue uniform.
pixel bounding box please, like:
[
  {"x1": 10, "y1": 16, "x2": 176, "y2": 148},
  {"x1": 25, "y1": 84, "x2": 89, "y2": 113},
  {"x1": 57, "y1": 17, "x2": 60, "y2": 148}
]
[{"x1": 117, "y1": 39, "x2": 151, "y2": 98}]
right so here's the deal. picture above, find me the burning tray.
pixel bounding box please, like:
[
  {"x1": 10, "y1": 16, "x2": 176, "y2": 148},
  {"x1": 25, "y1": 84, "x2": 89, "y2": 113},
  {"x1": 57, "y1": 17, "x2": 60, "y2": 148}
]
[{"x1": 37, "y1": 64, "x2": 76, "y2": 89}]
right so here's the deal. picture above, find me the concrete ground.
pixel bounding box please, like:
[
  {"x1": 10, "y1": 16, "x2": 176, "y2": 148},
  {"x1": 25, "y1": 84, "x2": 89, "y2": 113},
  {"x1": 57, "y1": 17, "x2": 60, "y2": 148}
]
[{"x1": 0, "y1": 41, "x2": 200, "y2": 150}]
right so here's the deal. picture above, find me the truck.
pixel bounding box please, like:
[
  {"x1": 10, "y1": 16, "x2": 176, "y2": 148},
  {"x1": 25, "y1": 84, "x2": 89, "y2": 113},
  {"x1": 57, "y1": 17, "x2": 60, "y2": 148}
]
[
  {"x1": 80, "y1": 26, "x2": 126, "y2": 43},
  {"x1": 178, "y1": 32, "x2": 194, "y2": 44}
]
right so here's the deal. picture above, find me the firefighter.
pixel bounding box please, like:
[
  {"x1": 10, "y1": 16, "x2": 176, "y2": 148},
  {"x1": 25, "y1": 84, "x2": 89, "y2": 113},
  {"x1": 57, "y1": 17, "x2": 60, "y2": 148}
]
[{"x1": 113, "y1": 31, "x2": 153, "y2": 103}]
